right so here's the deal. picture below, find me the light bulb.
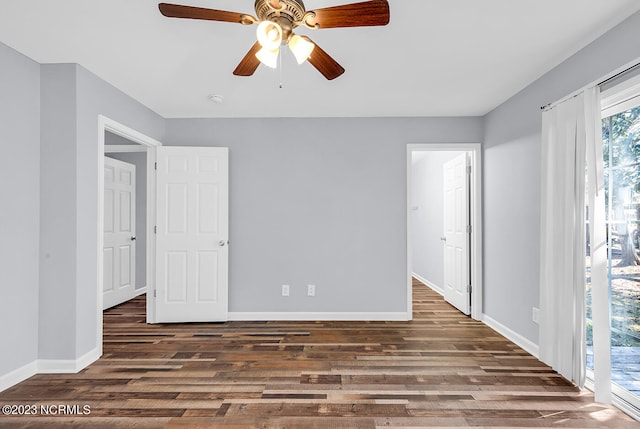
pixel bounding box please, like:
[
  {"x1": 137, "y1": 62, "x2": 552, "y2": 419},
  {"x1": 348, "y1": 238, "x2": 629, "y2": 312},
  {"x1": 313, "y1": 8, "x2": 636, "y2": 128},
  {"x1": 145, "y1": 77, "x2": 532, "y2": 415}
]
[
  {"x1": 256, "y1": 21, "x2": 283, "y2": 51},
  {"x1": 288, "y1": 34, "x2": 315, "y2": 64},
  {"x1": 256, "y1": 47, "x2": 279, "y2": 69}
]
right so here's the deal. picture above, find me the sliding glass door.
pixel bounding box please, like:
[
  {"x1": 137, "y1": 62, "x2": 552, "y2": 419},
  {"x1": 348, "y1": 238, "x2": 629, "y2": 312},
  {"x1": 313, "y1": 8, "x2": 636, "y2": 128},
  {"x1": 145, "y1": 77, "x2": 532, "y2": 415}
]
[{"x1": 587, "y1": 97, "x2": 640, "y2": 409}]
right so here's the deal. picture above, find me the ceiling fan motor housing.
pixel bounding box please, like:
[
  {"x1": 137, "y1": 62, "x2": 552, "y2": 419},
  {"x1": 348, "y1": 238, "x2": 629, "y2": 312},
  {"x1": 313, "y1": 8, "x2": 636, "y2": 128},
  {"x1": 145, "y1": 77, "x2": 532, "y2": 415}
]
[{"x1": 254, "y1": 0, "x2": 306, "y2": 42}]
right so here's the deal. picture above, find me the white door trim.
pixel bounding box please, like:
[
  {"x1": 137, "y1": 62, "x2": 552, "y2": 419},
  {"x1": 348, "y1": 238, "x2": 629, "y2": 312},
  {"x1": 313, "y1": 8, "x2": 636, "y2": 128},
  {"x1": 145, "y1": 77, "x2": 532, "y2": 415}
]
[
  {"x1": 104, "y1": 145, "x2": 149, "y2": 153},
  {"x1": 406, "y1": 143, "x2": 483, "y2": 321},
  {"x1": 97, "y1": 116, "x2": 162, "y2": 356}
]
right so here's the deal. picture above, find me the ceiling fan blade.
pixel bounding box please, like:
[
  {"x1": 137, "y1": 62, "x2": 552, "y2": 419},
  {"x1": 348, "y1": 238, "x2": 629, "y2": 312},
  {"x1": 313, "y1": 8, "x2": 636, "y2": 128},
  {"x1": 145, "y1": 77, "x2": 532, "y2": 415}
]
[
  {"x1": 305, "y1": 0, "x2": 389, "y2": 29},
  {"x1": 233, "y1": 41, "x2": 262, "y2": 76},
  {"x1": 303, "y1": 37, "x2": 345, "y2": 80},
  {"x1": 159, "y1": 3, "x2": 250, "y2": 24}
]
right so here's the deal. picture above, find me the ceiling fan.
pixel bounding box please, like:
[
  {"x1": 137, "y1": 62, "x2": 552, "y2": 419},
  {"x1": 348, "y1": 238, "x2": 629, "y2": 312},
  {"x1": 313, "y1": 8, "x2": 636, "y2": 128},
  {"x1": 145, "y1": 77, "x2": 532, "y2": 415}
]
[{"x1": 158, "y1": 0, "x2": 390, "y2": 80}]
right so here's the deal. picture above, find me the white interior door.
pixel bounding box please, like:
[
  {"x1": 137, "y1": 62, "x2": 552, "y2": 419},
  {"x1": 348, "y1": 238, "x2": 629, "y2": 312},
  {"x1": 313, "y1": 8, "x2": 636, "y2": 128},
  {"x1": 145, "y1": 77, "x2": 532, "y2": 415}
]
[
  {"x1": 103, "y1": 157, "x2": 136, "y2": 309},
  {"x1": 155, "y1": 147, "x2": 229, "y2": 322},
  {"x1": 443, "y1": 153, "x2": 471, "y2": 315}
]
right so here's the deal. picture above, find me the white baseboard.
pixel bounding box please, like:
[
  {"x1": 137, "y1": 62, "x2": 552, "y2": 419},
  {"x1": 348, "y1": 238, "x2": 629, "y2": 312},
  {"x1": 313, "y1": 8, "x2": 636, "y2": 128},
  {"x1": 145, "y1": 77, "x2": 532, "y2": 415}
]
[
  {"x1": 37, "y1": 359, "x2": 80, "y2": 373},
  {"x1": 412, "y1": 273, "x2": 444, "y2": 296},
  {"x1": 0, "y1": 360, "x2": 38, "y2": 392},
  {"x1": 482, "y1": 314, "x2": 539, "y2": 358},
  {"x1": 0, "y1": 347, "x2": 102, "y2": 392},
  {"x1": 38, "y1": 347, "x2": 101, "y2": 373},
  {"x1": 73, "y1": 347, "x2": 101, "y2": 371},
  {"x1": 134, "y1": 286, "x2": 147, "y2": 297},
  {"x1": 228, "y1": 312, "x2": 411, "y2": 322}
]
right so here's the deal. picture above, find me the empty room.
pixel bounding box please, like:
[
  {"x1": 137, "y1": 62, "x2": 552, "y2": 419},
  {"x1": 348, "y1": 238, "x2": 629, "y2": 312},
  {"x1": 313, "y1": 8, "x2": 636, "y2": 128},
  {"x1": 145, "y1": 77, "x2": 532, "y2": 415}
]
[{"x1": 1, "y1": 1, "x2": 640, "y2": 427}]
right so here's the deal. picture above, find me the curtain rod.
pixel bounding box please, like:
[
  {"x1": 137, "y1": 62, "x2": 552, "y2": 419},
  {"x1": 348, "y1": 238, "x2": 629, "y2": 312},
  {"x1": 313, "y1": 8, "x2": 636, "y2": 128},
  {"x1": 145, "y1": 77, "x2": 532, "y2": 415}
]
[{"x1": 540, "y1": 61, "x2": 640, "y2": 111}]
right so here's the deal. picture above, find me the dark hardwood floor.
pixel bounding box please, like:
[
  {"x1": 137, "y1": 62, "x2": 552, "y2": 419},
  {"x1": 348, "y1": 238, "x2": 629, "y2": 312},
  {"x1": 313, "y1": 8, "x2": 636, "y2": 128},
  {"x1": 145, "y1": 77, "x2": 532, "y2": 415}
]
[{"x1": 1, "y1": 279, "x2": 638, "y2": 428}]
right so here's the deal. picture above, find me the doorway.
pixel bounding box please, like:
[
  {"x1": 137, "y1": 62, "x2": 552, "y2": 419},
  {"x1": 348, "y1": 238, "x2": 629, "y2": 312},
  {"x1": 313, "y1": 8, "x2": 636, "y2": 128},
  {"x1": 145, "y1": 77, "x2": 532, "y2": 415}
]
[
  {"x1": 406, "y1": 144, "x2": 482, "y2": 320},
  {"x1": 97, "y1": 116, "x2": 161, "y2": 356},
  {"x1": 96, "y1": 117, "x2": 231, "y2": 352}
]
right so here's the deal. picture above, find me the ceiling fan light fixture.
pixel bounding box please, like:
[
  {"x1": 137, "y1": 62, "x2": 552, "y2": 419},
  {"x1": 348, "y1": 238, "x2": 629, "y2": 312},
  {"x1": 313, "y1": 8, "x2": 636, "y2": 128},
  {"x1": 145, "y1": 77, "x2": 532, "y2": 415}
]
[
  {"x1": 256, "y1": 20, "x2": 283, "y2": 51},
  {"x1": 255, "y1": 47, "x2": 280, "y2": 69},
  {"x1": 288, "y1": 34, "x2": 315, "y2": 64},
  {"x1": 159, "y1": 0, "x2": 391, "y2": 79}
]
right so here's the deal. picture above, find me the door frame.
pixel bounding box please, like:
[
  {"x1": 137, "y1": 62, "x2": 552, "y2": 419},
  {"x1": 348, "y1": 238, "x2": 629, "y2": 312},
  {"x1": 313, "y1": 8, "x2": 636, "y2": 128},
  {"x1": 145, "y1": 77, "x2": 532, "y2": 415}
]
[
  {"x1": 97, "y1": 115, "x2": 162, "y2": 354},
  {"x1": 406, "y1": 143, "x2": 483, "y2": 321}
]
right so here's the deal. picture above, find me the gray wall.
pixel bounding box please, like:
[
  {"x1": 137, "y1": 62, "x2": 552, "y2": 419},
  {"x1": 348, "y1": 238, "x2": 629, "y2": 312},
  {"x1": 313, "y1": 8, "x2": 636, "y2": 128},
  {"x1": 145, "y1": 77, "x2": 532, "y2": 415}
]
[
  {"x1": 37, "y1": 64, "x2": 165, "y2": 360},
  {"x1": 39, "y1": 64, "x2": 78, "y2": 360},
  {"x1": 164, "y1": 118, "x2": 483, "y2": 313},
  {"x1": 411, "y1": 151, "x2": 461, "y2": 290},
  {"x1": 105, "y1": 148, "x2": 147, "y2": 291},
  {"x1": 75, "y1": 65, "x2": 165, "y2": 356},
  {"x1": 483, "y1": 10, "x2": 640, "y2": 344},
  {"x1": 0, "y1": 42, "x2": 41, "y2": 378}
]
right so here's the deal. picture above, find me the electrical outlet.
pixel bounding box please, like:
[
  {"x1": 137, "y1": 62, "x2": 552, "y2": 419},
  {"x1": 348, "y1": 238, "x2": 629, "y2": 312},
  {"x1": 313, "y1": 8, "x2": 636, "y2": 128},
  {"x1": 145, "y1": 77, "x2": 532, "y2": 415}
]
[
  {"x1": 532, "y1": 307, "x2": 540, "y2": 324},
  {"x1": 307, "y1": 284, "x2": 316, "y2": 297},
  {"x1": 282, "y1": 284, "x2": 290, "y2": 297}
]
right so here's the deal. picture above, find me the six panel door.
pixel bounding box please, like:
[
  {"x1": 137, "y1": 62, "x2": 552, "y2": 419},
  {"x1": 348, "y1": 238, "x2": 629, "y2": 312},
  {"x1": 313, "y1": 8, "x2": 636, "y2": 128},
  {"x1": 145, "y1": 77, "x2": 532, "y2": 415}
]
[
  {"x1": 103, "y1": 156, "x2": 136, "y2": 309},
  {"x1": 443, "y1": 152, "x2": 471, "y2": 315},
  {"x1": 155, "y1": 147, "x2": 229, "y2": 322}
]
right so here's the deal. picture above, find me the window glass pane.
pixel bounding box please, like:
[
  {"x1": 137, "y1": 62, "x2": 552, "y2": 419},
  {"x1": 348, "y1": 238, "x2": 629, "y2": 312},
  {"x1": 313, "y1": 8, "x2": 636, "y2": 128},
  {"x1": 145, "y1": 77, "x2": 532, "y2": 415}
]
[{"x1": 596, "y1": 106, "x2": 640, "y2": 395}]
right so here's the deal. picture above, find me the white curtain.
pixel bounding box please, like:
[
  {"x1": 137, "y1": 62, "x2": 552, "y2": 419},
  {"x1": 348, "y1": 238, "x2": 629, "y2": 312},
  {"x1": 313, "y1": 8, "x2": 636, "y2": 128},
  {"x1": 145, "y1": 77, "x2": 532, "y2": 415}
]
[
  {"x1": 584, "y1": 87, "x2": 612, "y2": 403},
  {"x1": 539, "y1": 87, "x2": 611, "y2": 401}
]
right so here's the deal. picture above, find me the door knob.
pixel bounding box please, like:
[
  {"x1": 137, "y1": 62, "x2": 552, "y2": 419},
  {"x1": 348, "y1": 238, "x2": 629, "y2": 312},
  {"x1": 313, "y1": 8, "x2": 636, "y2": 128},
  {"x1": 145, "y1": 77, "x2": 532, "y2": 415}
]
[
  {"x1": 440, "y1": 237, "x2": 446, "y2": 241},
  {"x1": 131, "y1": 236, "x2": 136, "y2": 241},
  {"x1": 219, "y1": 240, "x2": 226, "y2": 247}
]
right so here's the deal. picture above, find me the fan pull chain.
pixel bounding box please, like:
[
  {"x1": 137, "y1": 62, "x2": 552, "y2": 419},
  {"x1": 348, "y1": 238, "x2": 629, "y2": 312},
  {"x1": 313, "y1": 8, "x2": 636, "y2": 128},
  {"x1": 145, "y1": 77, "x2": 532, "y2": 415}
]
[{"x1": 279, "y1": 49, "x2": 283, "y2": 89}]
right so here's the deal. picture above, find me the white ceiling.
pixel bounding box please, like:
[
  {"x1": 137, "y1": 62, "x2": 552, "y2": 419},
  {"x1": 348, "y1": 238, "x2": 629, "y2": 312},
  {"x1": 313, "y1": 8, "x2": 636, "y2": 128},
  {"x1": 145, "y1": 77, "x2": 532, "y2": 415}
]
[{"x1": 1, "y1": 0, "x2": 639, "y2": 118}]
